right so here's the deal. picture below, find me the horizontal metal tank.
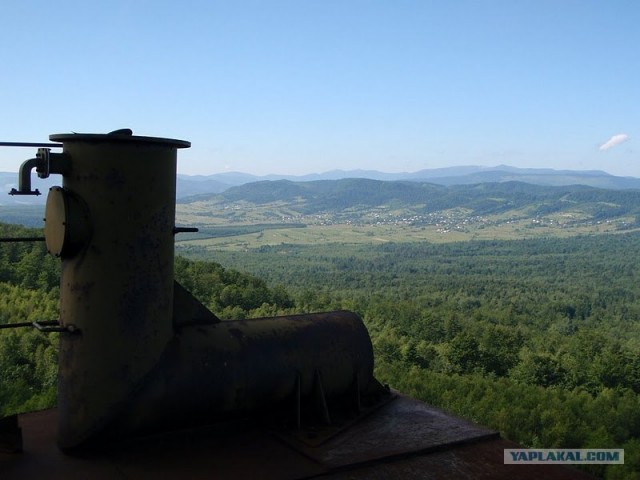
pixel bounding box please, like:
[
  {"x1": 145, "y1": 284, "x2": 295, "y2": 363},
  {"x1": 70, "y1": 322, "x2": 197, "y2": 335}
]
[{"x1": 105, "y1": 311, "x2": 376, "y2": 438}]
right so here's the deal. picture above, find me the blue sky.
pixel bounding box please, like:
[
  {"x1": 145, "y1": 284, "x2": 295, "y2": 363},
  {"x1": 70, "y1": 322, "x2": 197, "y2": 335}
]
[{"x1": 1, "y1": 1, "x2": 638, "y2": 176}]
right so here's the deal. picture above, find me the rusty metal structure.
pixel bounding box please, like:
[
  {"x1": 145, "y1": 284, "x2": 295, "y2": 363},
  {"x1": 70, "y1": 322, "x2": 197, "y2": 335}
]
[
  {"x1": 5, "y1": 130, "x2": 386, "y2": 449},
  {"x1": 0, "y1": 131, "x2": 593, "y2": 478}
]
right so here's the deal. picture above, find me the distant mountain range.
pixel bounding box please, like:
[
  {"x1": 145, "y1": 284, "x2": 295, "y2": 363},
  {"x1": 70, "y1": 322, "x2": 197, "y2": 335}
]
[
  {"x1": 180, "y1": 178, "x2": 640, "y2": 222},
  {"x1": 1, "y1": 165, "x2": 639, "y2": 206}
]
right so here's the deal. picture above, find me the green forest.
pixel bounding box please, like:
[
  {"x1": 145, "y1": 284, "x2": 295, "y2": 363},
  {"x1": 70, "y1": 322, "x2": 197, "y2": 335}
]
[{"x1": 2, "y1": 221, "x2": 640, "y2": 478}]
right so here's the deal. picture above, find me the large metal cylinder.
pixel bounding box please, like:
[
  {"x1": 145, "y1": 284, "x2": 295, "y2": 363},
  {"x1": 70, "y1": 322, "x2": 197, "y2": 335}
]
[
  {"x1": 46, "y1": 132, "x2": 190, "y2": 449},
  {"x1": 106, "y1": 311, "x2": 375, "y2": 437}
]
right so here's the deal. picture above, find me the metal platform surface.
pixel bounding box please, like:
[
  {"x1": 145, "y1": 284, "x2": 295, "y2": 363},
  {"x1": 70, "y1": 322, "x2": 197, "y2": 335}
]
[{"x1": 0, "y1": 394, "x2": 593, "y2": 479}]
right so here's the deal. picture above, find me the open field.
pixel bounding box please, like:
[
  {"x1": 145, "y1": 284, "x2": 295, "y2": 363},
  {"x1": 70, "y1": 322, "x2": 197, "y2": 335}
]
[
  {"x1": 174, "y1": 184, "x2": 640, "y2": 251},
  {"x1": 2, "y1": 197, "x2": 638, "y2": 251},
  {"x1": 175, "y1": 216, "x2": 639, "y2": 252}
]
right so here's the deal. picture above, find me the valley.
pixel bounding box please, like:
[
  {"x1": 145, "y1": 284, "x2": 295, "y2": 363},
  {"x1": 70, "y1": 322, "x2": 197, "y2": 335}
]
[
  {"x1": 174, "y1": 178, "x2": 640, "y2": 251},
  {"x1": 175, "y1": 207, "x2": 636, "y2": 252}
]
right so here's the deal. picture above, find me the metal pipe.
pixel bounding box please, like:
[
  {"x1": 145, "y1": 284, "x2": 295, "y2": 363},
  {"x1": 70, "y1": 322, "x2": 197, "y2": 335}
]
[
  {"x1": 0, "y1": 320, "x2": 77, "y2": 332},
  {"x1": 9, "y1": 158, "x2": 40, "y2": 195},
  {"x1": 0, "y1": 142, "x2": 62, "y2": 148},
  {"x1": 0, "y1": 322, "x2": 34, "y2": 329},
  {"x1": 0, "y1": 237, "x2": 45, "y2": 243}
]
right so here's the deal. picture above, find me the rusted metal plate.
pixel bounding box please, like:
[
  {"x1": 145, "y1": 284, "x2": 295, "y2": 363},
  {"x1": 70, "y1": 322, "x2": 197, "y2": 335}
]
[
  {"x1": 105, "y1": 424, "x2": 322, "y2": 480},
  {"x1": 2, "y1": 405, "x2": 593, "y2": 480},
  {"x1": 0, "y1": 410, "x2": 123, "y2": 480},
  {"x1": 1, "y1": 409, "x2": 324, "y2": 480},
  {"x1": 321, "y1": 437, "x2": 596, "y2": 480},
  {"x1": 280, "y1": 393, "x2": 499, "y2": 468}
]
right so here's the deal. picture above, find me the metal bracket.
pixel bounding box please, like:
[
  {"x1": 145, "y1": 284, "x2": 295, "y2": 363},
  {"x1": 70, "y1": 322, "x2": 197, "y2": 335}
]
[
  {"x1": 32, "y1": 320, "x2": 79, "y2": 333},
  {"x1": 9, "y1": 188, "x2": 40, "y2": 196}
]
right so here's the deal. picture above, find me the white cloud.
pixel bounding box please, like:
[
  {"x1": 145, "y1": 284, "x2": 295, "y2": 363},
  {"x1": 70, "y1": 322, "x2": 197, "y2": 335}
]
[{"x1": 599, "y1": 133, "x2": 629, "y2": 151}]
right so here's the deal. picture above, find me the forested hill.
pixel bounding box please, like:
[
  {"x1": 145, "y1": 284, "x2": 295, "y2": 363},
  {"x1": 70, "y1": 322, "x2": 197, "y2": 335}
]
[{"x1": 181, "y1": 178, "x2": 640, "y2": 219}]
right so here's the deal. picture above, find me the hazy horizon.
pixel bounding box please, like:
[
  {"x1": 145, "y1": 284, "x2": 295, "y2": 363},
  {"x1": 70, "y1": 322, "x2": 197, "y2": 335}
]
[
  {"x1": 2, "y1": 163, "x2": 631, "y2": 182},
  {"x1": 175, "y1": 163, "x2": 622, "y2": 178}
]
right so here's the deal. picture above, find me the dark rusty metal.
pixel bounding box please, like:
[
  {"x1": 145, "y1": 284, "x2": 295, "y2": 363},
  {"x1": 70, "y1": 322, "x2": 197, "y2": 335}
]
[
  {"x1": 34, "y1": 148, "x2": 71, "y2": 180},
  {"x1": 49, "y1": 132, "x2": 190, "y2": 149},
  {"x1": 8, "y1": 158, "x2": 40, "y2": 195},
  {"x1": 3, "y1": 401, "x2": 594, "y2": 479},
  {"x1": 0, "y1": 415, "x2": 22, "y2": 454},
  {"x1": 284, "y1": 393, "x2": 500, "y2": 468},
  {"x1": 7, "y1": 189, "x2": 40, "y2": 196},
  {"x1": 108, "y1": 128, "x2": 133, "y2": 136},
  {"x1": 33, "y1": 130, "x2": 383, "y2": 451},
  {"x1": 100, "y1": 311, "x2": 382, "y2": 441},
  {"x1": 0, "y1": 237, "x2": 45, "y2": 243},
  {"x1": 172, "y1": 280, "x2": 221, "y2": 327},
  {"x1": 0, "y1": 141, "x2": 62, "y2": 148},
  {"x1": 0, "y1": 129, "x2": 385, "y2": 460},
  {"x1": 50, "y1": 132, "x2": 188, "y2": 449},
  {"x1": 313, "y1": 370, "x2": 332, "y2": 425},
  {"x1": 172, "y1": 226, "x2": 199, "y2": 234},
  {"x1": 32, "y1": 320, "x2": 79, "y2": 333},
  {"x1": 44, "y1": 187, "x2": 91, "y2": 258},
  {"x1": 0, "y1": 321, "x2": 34, "y2": 329},
  {"x1": 0, "y1": 320, "x2": 78, "y2": 333}
]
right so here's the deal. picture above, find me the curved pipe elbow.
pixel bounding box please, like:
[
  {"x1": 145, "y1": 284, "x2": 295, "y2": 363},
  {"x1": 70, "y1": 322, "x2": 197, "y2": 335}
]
[{"x1": 10, "y1": 158, "x2": 40, "y2": 195}]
